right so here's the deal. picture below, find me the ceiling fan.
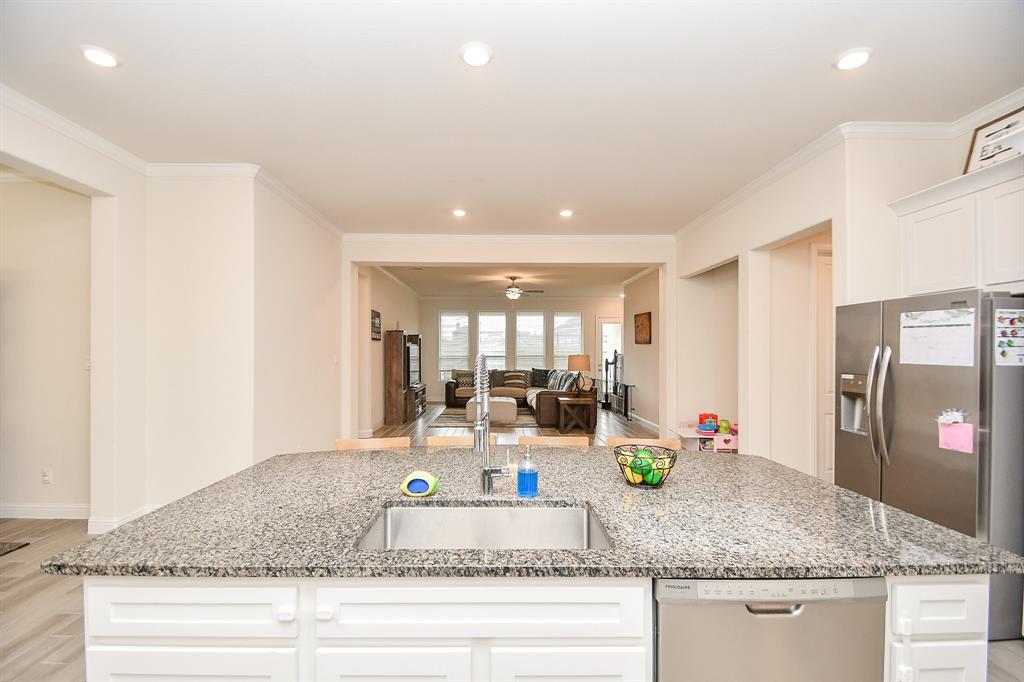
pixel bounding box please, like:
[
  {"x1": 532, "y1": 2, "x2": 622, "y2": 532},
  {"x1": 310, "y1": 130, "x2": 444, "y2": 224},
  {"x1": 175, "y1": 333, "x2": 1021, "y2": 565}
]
[{"x1": 505, "y1": 276, "x2": 544, "y2": 300}]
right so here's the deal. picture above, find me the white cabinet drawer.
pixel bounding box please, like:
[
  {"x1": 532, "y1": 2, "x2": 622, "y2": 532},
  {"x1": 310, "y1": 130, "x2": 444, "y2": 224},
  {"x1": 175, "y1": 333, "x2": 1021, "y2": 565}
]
[
  {"x1": 315, "y1": 584, "x2": 646, "y2": 639},
  {"x1": 890, "y1": 583, "x2": 988, "y2": 637},
  {"x1": 315, "y1": 646, "x2": 472, "y2": 681},
  {"x1": 87, "y1": 584, "x2": 299, "y2": 638},
  {"x1": 889, "y1": 641, "x2": 987, "y2": 682},
  {"x1": 87, "y1": 645, "x2": 298, "y2": 680},
  {"x1": 490, "y1": 646, "x2": 646, "y2": 681}
]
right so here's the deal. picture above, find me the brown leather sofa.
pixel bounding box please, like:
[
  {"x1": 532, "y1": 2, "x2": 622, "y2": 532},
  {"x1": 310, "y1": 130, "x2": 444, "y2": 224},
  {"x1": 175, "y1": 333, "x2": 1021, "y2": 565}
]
[{"x1": 444, "y1": 369, "x2": 597, "y2": 432}]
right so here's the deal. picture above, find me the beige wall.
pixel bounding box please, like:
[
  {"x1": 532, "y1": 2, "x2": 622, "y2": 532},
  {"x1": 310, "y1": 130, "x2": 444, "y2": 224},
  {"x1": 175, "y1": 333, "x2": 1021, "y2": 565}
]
[
  {"x1": 145, "y1": 176, "x2": 256, "y2": 507},
  {"x1": 254, "y1": 181, "x2": 342, "y2": 461},
  {"x1": 367, "y1": 268, "x2": 421, "y2": 429},
  {"x1": 676, "y1": 260, "x2": 738, "y2": 429},
  {"x1": 0, "y1": 179, "x2": 91, "y2": 516},
  {"x1": 419, "y1": 295, "x2": 624, "y2": 402},
  {"x1": 1, "y1": 86, "x2": 149, "y2": 531},
  {"x1": 623, "y1": 270, "x2": 660, "y2": 425},
  {"x1": 769, "y1": 228, "x2": 832, "y2": 474}
]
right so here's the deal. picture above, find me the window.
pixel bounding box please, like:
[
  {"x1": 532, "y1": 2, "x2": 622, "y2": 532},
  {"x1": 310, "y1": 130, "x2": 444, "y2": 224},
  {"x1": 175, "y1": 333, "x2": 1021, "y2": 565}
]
[
  {"x1": 553, "y1": 312, "x2": 583, "y2": 369},
  {"x1": 477, "y1": 312, "x2": 507, "y2": 370},
  {"x1": 438, "y1": 312, "x2": 470, "y2": 380},
  {"x1": 515, "y1": 312, "x2": 545, "y2": 369}
]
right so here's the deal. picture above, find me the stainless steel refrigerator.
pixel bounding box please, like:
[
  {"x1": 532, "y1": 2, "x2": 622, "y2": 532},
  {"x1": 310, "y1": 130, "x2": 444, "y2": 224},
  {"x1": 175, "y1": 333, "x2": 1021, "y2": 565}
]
[{"x1": 835, "y1": 289, "x2": 1024, "y2": 640}]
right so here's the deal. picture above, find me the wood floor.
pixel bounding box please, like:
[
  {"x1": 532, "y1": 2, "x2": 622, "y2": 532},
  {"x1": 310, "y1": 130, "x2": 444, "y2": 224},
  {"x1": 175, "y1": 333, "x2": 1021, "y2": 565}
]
[
  {"x1": 373, "y1": 402, "x2": 659, "y2": 446},
  {"x1": 0, "y1": 518, "x2": 88, "y2": 682},
  {"x1": 1, "y1": 517, "x2": 1021, "y2": 682}
]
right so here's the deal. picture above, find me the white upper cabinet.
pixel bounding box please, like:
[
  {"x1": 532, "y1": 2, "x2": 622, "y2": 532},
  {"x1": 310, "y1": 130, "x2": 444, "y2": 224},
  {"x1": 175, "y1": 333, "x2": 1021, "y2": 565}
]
[{"x1": 892, "y1": 156, "x2": 1024, "y2": 296}]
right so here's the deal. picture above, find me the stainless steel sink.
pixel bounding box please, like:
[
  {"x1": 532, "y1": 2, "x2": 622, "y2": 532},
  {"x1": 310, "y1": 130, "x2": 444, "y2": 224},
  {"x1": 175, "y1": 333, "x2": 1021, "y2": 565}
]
[{"x1": 356, "y1": 504, "x2": 613, "y2": 550}]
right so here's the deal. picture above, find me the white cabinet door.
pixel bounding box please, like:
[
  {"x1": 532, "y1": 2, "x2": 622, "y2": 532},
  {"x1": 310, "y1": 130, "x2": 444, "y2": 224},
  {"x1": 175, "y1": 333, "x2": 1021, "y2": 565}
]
[
  {"x1": 889, "y1": 641, "x2": 987, "y2": 682},
  {"x1": 979, "y1": 177, "x2": 1024, "y2": 286},
  {"x1": 490, "y1": 646, "x2": 646, "y2": 682},
  {"x1": 315, "y1": 646, "x2": 472, "y2": 681},
  {"x1": 87, "y1": 646, "x2": 298, "y2": 681},
  {"x1": 901, "y1": 195, "x2": 978, "y2": 295}
]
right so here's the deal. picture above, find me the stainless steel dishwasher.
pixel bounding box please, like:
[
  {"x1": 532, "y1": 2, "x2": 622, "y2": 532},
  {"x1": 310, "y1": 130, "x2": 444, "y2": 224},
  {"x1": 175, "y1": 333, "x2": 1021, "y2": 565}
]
[{"x1": 656, "y1": 578, "x2": 887, "y2": 682}]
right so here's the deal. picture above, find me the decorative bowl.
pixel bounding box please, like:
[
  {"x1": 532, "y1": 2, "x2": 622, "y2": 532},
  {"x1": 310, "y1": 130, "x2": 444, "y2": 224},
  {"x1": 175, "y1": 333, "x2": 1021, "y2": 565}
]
[{"x1": 613, "y1": 444, "x2": 678, "y2": 488}]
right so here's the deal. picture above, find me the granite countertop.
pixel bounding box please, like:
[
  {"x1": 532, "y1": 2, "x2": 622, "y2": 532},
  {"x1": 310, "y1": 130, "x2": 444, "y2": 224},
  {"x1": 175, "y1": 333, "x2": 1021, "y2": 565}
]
[{"x1": 43, "y1": 447, "x2": 1024, "y2": 579}]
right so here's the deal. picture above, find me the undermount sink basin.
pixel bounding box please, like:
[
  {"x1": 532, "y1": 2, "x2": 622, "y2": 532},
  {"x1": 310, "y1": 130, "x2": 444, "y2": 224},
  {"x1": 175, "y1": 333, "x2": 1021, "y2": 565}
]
[{"x1": 356, "y1": 504, "x2": 613, "y2": 550}]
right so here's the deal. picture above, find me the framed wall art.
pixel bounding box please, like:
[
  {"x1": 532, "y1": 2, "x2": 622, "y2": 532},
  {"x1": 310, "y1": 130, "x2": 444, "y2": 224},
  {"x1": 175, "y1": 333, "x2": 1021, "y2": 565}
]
[
  {"x1": 634, "y1": 312, "x2": 652, "y2": 345},
  {"x1": 371, "y1": 309, "x2": 382, "y2": 341},
  {"x1": 963, "y1": 105, "x2": 1024, "y2": 173}
]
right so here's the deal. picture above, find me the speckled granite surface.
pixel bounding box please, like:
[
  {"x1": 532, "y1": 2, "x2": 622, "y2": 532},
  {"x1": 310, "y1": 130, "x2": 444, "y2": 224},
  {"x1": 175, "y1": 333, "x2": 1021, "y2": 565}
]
[{"x1": 43, "y1": 447, "x2": 1024, "y2": 578}]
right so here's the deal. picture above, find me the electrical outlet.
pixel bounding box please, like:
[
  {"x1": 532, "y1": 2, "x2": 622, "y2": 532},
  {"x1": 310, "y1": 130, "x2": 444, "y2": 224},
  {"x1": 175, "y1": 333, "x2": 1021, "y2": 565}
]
[{"x1": 41, "y1": 467, "x2": 53, "y2": 484}]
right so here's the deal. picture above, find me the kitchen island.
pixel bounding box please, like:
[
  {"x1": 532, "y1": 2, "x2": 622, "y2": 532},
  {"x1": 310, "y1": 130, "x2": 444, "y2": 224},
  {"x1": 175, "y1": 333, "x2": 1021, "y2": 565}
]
[{"x1": 45, "y1": 447, "x2": 1024, "y2": 681}]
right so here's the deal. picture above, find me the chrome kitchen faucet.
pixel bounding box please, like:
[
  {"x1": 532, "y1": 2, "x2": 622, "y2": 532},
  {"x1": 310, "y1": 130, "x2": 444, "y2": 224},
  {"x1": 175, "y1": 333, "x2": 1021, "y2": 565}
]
[{"x1": 474, "y1": 353, "x2": 509, "y2": 495}]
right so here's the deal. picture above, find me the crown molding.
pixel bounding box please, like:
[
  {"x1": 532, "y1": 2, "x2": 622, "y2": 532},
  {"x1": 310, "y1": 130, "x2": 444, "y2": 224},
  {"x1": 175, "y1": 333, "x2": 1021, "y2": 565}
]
[
  {"x1": 951, "y1": 86, "x2": 1024, "y2": 138},
  {"x1": 342, "y1": 233, "x2": 674, "y2": 245},
  {"x1": 146, "y1": 163, "x2": 260, "y2": 177},
  {"x1": 677, "y1": 86, "x2": 1024, "y2": 237},
  {"x1": 373, "y1": 266, "x2": 421, "y2": 298},
  {"x1": 1, "y1": 83, "x2": 148, "y2": 175},
  {"x1": 619, "y1": 266, "x2": 658, "y2": 289},
  {"x1": 254, "y1": 169, "x2": 343, "y2": 238}
]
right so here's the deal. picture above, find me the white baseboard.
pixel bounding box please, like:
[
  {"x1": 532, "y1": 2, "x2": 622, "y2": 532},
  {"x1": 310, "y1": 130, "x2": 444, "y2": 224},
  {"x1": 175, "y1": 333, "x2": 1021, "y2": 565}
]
[
  {"x1": 88, "y1": 505, "x2": 156, "y2": 535},
  {"x1": 357, "y1": 429, "x2": 374, "y2": 438},
  {"x1": 0, "y1": 502, "x2": 90, "y2": 519},
  {"x1": 630, "y1": 413, "x2": 660, "y2": 433}
]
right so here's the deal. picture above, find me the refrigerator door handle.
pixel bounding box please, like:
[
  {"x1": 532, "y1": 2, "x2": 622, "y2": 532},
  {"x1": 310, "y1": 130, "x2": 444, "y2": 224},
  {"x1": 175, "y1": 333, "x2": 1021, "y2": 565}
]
[
  {"x1": 865, "y1": 345, "x2": 881, "y2": 464},
  {"x1": 876, "y1": 345, "x2": 893, "y2": 467}
]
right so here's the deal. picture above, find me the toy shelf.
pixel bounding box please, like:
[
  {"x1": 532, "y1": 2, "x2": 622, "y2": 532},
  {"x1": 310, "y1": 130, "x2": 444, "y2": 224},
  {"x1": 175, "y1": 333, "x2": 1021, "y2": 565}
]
[{"x1": 677, "y1": 423, "x2": 739, "y2": 453}]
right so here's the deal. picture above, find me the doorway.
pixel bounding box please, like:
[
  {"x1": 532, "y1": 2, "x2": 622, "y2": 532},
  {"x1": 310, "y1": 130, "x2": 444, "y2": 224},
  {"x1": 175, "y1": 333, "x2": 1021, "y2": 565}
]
[
  {"x1": 596, "y1": 316, "x2": 623, "y2": 384},
  {"x1": 812, "y1": 246, "x2": 834, "y2": 482}
]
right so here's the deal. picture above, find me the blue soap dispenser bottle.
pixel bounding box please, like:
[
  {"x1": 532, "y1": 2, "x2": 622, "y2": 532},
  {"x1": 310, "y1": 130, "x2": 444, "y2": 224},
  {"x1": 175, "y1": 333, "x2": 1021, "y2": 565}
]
[{"x1": 517, "y1": 446, "x2": 538, "y2": 497}]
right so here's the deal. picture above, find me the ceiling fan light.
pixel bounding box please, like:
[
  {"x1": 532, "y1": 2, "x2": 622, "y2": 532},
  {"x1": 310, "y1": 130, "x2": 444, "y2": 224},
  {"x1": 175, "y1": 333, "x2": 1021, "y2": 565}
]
[{"x1": 505, "y1": 287, "x2": 523, "y2": 300}]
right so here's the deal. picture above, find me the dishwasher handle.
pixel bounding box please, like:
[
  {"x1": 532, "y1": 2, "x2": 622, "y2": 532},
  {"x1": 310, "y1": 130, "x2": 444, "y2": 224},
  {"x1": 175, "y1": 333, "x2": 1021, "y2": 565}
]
[{"x1": 745, "y1": 603, "x2": 804, "y2": 616}]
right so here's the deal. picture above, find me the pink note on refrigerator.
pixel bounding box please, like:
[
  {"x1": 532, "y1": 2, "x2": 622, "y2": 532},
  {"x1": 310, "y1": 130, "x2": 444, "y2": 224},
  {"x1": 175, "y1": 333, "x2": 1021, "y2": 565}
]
[{"x1": 938, "y1": 423, "x2": 974, "y2": 454}]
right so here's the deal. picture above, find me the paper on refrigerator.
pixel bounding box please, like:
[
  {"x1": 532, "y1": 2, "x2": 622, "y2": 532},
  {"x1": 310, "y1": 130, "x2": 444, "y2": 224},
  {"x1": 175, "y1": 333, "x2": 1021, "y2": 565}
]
[
  {"x1": 899, "y1": 308, "x2": 976, "y2": 367},
  {"x1": 994, "y1": 309, "x2": 1024, "y2": 366}
]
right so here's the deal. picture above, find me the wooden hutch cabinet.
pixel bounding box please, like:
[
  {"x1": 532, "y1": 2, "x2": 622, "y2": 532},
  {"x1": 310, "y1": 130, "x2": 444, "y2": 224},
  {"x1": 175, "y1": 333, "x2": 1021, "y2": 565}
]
[{"x1": 384, "y1": 330, "x2": 426, "y2": 425}]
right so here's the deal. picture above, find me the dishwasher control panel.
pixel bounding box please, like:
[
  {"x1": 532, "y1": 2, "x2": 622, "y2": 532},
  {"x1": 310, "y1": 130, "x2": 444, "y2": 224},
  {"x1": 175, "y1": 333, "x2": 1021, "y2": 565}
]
[{"x1": 657, "y1": 578, "x2": 883, "y2": 603}]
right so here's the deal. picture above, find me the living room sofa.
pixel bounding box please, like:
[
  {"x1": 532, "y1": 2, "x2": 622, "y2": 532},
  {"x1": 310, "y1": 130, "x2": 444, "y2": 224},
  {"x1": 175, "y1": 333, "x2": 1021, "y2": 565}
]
[{"x1": 444, "y1": 368, "x2": 597, "y2": 431}]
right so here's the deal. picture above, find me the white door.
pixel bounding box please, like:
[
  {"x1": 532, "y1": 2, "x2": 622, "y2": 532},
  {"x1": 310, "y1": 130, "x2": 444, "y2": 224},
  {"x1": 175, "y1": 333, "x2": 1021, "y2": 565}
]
[
  {"x1": 316, "y1": 647, "x2": 472, "y2": 681},
  {"x1": 597, "y1": 317, "x2": 623, "y2": 381},
  {"x1": 88, "y1": 646, "x2": 298, "y2": 680},
  {"x1": 490, "y1": 646, "x2": 646, "y2": 681},
  {"x1": 815, "y1": 251, "x2": 834, "y2": 483}
]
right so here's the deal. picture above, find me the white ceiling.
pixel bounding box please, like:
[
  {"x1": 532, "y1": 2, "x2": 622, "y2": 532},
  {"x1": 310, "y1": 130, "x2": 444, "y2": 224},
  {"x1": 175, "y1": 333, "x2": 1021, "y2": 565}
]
[
  {"x1": 2, "y1": 1, "x2": 1022, "y2": 235},
  {"x1": 382, "y1": 265, "x2": 647, "y2": 298}
]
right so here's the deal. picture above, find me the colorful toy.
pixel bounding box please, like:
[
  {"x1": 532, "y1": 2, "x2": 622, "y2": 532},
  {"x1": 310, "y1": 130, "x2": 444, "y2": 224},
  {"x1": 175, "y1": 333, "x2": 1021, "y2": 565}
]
[{"x1": 717, "y1": 419, "x2": 731, "y2": 434}]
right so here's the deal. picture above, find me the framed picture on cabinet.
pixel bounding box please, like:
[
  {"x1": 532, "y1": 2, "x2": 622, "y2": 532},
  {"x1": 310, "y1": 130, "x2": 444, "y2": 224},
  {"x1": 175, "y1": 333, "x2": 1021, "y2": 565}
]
[
  {"x1": 963, "y1": 105, "x2": 1024, "y2": 173},
  {"x1": 371, "y1": 309, "x2": 382, "y2": 341}
]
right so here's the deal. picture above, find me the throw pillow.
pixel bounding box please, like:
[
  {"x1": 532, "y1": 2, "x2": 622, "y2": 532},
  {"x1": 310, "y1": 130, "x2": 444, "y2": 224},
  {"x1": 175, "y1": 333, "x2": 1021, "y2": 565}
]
[
  {"x1": 453, "y1": 369, "x2": 474, "y2": 388},
  {"x1": 504, "y1": 370, "x2": 528, "y2": 390},
  {"x1": 490, "y1": 369, "x2": 504, "y2": 388},
  {"x1": 559, "y1": 371, "x2": 580, "y2": 391},
  {"x1": 577, "y1": 374, "x2": 594, "y2": 392},
  {"x1": 531, "y1": 368, "x2": 551, "y2": 388},
  {"x1": 547, "y1": 369, "x2": 563, "y2": 390}
]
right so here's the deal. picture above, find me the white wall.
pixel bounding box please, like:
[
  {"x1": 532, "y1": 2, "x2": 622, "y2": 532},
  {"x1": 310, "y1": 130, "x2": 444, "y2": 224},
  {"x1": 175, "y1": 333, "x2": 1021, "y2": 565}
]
[
  {"x1": 675, "y1": 260, "x2": 738, "y2": 428},
  {"x1": 768, "y1": 228, "x2": 832, "y2": 474},
  {"x1": 145, "y1": 176, "x2": 256, "y2": 507},
  {"x1": 419, "y1": 295, "x2": 624, "y2": 402},
  {"x1": 367, "y1": 268, "x2": 421, "y2": 428},
  {"x1": 254, "y1": 180, "x2": 342, "y2": 461},
  {"x1": 0, "y1": 179, "x2": 91, "y2": 516},
  {"x1": 623, "y1": 270, "x2": 660, "y2": 425},
  {"x1": 1, "y1": 85, "x2": 149, "y2": 531}
]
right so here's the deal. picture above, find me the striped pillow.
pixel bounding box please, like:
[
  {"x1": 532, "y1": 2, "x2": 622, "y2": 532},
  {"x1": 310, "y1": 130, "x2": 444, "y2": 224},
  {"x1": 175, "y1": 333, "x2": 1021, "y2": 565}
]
[
  {"x1": 452, "y1": 369, "x2": 474, "y2": 388},
  {"x1": 504, "y1": 370, "x2": 529, "y2": 390}
]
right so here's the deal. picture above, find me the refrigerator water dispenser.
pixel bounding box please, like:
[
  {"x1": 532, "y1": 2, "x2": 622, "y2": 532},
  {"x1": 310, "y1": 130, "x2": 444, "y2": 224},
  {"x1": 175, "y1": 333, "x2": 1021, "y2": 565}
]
[{"x1": 839, "y1": 373, "x2": 868, "y2": 435}]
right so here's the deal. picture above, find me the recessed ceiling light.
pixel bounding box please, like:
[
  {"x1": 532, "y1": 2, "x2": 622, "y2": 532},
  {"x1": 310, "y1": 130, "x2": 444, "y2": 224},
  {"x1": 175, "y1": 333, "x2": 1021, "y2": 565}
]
[
  {"x1": 620, "y1": 293, "x2": 626, "y2": 298},
  {"x1": 559, "y1": 209, "x2": 573, "y2": 218},
  {"x1": 80, "y1": 45, "x2": 120, "y2": 68},
  {"x1": 460, "y1": 42, "x2": 493, "y2": 67},
  {"x1": 452, "y1": 209, "x2": 466, "y2": 217},
  {"x1": 833, "y1": 47, "x2": 872, "y2": 71}
]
